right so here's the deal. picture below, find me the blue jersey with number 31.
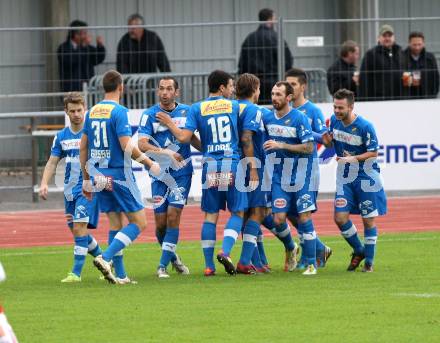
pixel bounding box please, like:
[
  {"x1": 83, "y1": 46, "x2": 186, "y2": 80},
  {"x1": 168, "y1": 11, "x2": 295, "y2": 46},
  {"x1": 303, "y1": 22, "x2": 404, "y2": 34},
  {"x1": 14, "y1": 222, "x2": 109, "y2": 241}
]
[{"x1": 83, "y1": 100, "x2": 132, "y2": 169}]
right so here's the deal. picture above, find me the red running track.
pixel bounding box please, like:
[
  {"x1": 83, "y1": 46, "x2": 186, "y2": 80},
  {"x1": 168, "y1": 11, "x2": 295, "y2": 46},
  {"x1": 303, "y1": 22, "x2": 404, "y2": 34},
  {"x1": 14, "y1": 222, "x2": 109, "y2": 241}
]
[{"x1": 0, "y1": 196, "x2": 439, "y2": 248}]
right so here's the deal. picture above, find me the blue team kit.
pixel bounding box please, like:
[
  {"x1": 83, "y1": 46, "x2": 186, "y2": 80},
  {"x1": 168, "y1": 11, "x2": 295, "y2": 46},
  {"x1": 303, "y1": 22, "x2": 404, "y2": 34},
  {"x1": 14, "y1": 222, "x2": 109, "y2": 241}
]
[
  {"x1": 262, "y1": 107, "x2": 317, "y2": 215},
  {"x1": 184, "y1": 96, "x2": 247, "y2": 213},
  {"x1": 84, "y1": 100, "x2": 144, "y2": 213},
  {"x1": 138, "y1": 103, "x2": 193, "y2": 213},
  {"x1": 51, "y1": 127, "x2": 99, "y2": 228},
  {"x1": 329, "y1": 114, "x2": 387, "y2": 217},
  {"x1": 237, "y1": 100, "x2": 269, "y2": 208}
]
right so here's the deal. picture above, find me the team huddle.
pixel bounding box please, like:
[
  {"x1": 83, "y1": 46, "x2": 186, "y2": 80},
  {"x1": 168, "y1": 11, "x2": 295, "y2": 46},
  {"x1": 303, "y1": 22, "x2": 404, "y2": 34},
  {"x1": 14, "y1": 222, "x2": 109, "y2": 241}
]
[{"x1": 39, "y1": 68, "x2": 387, "y2": 284}]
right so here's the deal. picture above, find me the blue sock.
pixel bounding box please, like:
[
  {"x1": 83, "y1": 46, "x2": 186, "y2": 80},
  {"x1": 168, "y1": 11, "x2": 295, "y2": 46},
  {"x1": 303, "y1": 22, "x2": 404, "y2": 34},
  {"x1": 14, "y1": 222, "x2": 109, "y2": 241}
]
[
  {"x1": 72, "y1": 236, "x2": 88, "y2": 277},
  {"x1": 262, "y1": 215, "x2": 277, "y2": 235},
  {"x1": 239, "y1": 220, "x2": 259, "y2": 265},
  {"x1": 298, "y1": 220, "x2": 317, "y2": 267},
  {"x1": 156, "y1": 229, "x2": 177, "y2": 262},
  {"x1": 364, "y1": 227, "x2": 378, "y2": 265},
  {"x1": 256, "y1": 228, "x2": 268, "y2": 266},
  {"x1": 108, "y1": 230, "x2": 126, "y2": 279},
  {"x1": 340, "y1": 220, "x2": 364, "y2": 254},
  {"x1": 102, "y1": 224, "x2": 140, "y2": 262},
  {"x1": 275, "y1": 222, "x2": 295, "y2": 251},
  {"x1": 87, "y1": 234, "x2": 102, "y2": 257},
  {"x1": 159, "y1": 228, "x2": 179, "y2": 268},
  {"x1": 201, "y1": 222, "x2": 216, "y2": 270},
  {"x1": 251, "y1": 244, "x2": 264, "y2": 268},
  {"x1": 222, "y1": 214, "x2": 243, "y2": 256}
]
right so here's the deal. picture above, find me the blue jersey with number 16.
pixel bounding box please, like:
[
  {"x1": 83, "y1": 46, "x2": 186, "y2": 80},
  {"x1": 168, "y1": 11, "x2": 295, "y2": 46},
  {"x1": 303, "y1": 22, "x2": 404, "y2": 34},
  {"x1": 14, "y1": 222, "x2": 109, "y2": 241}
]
[{"x1": 184, "y1": 96, "x2": 241, "y2": 161}]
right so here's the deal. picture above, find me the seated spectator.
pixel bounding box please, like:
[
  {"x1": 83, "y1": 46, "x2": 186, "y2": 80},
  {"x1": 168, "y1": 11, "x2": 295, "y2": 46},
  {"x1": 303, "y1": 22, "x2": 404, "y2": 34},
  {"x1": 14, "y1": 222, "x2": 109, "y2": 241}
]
[
  {"x1": 358, "y1": 24, "x2": 402, "y2": 101},
  {"x1": 401, "y1": 31, "x2": 439, "y2": 99},
  {"x1": 238, "y1": 8, "x2": 293, "y2": 104},
  {"x1": 116, "y1": 13, "x2": 171, "y2": 74},
  {"x1": 57, "y1": 20, "x2": 105, "y2": 92},
  {"x1": 327, "y1": 40, "x2": 360, "y2": 96}
]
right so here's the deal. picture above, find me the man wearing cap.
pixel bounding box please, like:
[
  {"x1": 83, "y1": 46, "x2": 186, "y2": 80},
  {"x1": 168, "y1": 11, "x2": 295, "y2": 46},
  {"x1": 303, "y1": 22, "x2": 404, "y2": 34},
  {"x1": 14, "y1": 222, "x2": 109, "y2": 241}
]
[{"x1": 359, "y1": 24, "x2": 403, "y2": 101}]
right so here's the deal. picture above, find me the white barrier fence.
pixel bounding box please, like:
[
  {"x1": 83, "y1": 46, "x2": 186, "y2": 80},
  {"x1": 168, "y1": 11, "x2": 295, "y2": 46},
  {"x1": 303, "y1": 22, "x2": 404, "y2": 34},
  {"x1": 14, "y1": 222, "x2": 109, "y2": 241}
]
[{"x1": 124, "y1": 99, "x2": 440, "y2": 201}]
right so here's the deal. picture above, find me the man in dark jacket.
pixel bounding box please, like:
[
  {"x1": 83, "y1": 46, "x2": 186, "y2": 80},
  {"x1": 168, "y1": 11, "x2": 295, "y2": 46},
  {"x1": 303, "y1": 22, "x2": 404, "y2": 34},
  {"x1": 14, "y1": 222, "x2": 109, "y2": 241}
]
[
  {"x1": 238, "y1": 8, "x2": 293, "y2": 104},
  {"x1": 327, "y1": 40, "x2": 360, "y2": 96},
  {"x1": 401, "y1": 31, "x2": 439, "y2": 99},
  {"x1": 57, "y1": 20, "x2": 106, "y2": 92},
  {"x1": 116, "y1": 13, "x2": 171, "y2": 74},
  {"x1": 359, "y1": 24, "x2": 402, "y2": 101}
]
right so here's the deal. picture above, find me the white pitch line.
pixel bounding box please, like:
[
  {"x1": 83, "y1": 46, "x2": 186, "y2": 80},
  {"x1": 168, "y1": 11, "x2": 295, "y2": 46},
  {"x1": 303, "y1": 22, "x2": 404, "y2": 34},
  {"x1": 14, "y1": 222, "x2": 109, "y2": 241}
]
[
  {"x1": 393, "y1": 293, "x2": 440, "y2": 298},
  {"x1": 0, "y1": 235, "x2": 438, "y2": 257}
]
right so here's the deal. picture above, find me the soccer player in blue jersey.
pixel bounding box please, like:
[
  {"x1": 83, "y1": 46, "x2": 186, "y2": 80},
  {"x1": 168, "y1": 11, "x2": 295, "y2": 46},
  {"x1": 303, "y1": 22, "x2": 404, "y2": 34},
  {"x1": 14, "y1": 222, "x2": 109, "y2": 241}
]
[
  {"x1": 156, "y1": 70, "x2": 247, "y2": 276},
  {"x1": 138, "y1": 77, "x2": 201, "y2": 278},
  {"x1": 80, "y1": 70, "x2": 160, "y2": 284},
  {"x1": 234, "y1": 73, "x2": 271, "y2": 274},
  {"x1": 39, "y1": 92, "x2": 102, "y2": 283},
  {"x1": 322, "y1": 89, "x2": 387, "y2": 272},
  {"x1": 285, "y1": 68, "x2": 332, "y2": 269},
  {"x1": 263, "y1": 81, "x2": 319, "y2": 275}
]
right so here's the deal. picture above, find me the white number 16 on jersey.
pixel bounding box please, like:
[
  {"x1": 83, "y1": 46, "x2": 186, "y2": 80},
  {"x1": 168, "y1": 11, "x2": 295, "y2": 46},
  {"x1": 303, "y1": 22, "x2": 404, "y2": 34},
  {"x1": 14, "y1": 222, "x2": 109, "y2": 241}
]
[{"x1": 207, "y1": 116, "x2": 231, "y2": 143}]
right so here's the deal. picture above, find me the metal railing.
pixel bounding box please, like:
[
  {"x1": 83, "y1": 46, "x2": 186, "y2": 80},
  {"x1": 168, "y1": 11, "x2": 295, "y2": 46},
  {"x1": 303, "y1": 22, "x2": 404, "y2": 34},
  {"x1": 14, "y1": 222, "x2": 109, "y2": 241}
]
[
  {"x1": 0, "y1": 111, "x2": 65, "y2": 201},
  {"x1": 87, "y1": 68, "x2": 330, "y2": 109}
]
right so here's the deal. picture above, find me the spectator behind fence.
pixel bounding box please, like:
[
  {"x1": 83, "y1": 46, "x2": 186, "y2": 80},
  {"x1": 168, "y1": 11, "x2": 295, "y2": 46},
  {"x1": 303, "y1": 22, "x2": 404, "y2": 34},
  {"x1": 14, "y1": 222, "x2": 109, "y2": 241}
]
[
  {"x1": 116, "y1": 13, "x2": 171, "y2": 74},
  {"x1": 327, "y1": 40, "x2": 360, "y2": 96},
  {"x1": 401, "y1": 31, "x2": 439, "y2": 99},
  {"x1": 359, "y1": 24, "x2": 402, "y2": 101},
  {"x1": 238, "y1": 8, "x2": 293, "y2": 104},
  {"x1": 57, "y1": 20, "x2": 106, "y2": 92}
]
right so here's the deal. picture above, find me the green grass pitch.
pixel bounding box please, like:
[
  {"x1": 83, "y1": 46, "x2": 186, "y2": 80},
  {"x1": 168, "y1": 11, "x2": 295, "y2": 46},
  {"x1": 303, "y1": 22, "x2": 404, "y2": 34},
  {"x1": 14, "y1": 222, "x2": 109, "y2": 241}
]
[{"x1": 1, "y1": 231, "x2": 440, "y2": 342}]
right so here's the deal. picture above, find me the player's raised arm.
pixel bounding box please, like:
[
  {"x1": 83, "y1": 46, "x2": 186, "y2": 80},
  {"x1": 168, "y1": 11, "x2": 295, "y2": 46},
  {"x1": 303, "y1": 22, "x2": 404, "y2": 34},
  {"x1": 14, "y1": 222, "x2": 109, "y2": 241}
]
[
  {"x1": 39, "y1": 155, "x2": 61, "y2": 200},
  {"x1": 155, "y1": 111, "x2": 193, "y2": 143},
  {"x1": 118, "y1": 135, "x2": 160, "y2": 175}
]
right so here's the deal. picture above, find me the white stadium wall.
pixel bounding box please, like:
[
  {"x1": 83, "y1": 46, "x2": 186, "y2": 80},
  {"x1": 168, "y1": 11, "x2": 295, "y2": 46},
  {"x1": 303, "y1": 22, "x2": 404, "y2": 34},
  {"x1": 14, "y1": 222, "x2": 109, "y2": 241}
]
[{"x1": 123, "y1": 99, "x2": 440, "y2": 202}]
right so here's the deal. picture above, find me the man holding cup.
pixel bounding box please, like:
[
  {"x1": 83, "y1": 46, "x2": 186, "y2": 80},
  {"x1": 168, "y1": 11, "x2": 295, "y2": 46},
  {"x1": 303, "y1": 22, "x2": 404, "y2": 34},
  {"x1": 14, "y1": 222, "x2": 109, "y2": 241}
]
[{"x1": 401, "y1": 31, "x2": 440, "y2": 99}]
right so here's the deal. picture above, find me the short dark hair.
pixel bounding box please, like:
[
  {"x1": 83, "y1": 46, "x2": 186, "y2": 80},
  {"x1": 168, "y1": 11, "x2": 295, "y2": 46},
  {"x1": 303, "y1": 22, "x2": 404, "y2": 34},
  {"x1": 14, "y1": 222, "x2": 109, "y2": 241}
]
[
  {"x1": 333, "y1": 88, "x2": 355, "y2": 105},
  {"x1": 103, "y1": 70, "x2": 123, "y2": 93},
  {"x1": 68, "y1": 20, "x2": 87, "y2": 40},
  {"x1": 64, "y1": 92, "x2": 85, "y2": 109},
  {"x1": 259, "y1": 8, "x2": 274, "y2": 22},
  {"x1": 208, "y1": 70, "x2": 233, "y2": 93},
  {"x1": 409, "y1": 31, "x2": 425, "y2": 41},
  {"x1": 128, "y1": 13, "x2": 145, "y2": 24},
  {"x1": 236, "y1": 73, "x2": 260, "y2": 99},
  {"x1": 158, "y1": 77, "x2": 179, "y2": 90},
  {"x1": 285, "y1": 68, "x2": 308, "y2": 85},
  {"x1": 340, "y1": 40, "x2": 359, "y2": 58},
  {"x1": 274, "y1": 81, "x2": 293, "y2": 96}
]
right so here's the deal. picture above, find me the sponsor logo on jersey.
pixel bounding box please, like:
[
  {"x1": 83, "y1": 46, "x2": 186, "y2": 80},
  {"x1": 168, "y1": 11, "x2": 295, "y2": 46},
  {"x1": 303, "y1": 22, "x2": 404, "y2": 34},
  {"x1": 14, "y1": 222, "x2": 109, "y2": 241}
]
[
  {"x1": 206, "y1": 172, "x2": 234, "y2": 188},
  {"x1": 89, "y1": 104, "x2": 115, "y2": 119},
  {"x1": 333, "y1": 129, "x2": 362, "y2": 146},
  {"x1": 200, "y1": 99, "x2": 232, "y2": 116},
  {"x1": 273, "y1": 198, "x2": 287, "y2": 208},
  {"x1": 61, "y1": 139, "x2": 81, "y2": 151},
  {"x1": 266, "y1": 124, "x2": 297, "y2": 138},
  {"x1": 335, "y1": 198, "x2": 347, "y2": 208}
]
